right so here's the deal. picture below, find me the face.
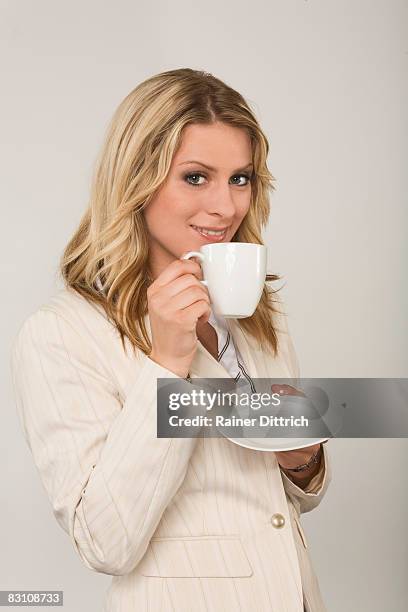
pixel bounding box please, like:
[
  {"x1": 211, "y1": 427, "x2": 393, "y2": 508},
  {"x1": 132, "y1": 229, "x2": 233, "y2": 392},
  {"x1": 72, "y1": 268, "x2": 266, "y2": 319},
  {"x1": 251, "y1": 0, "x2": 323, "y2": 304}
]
[{"x1": 144, "y1": 121, "x2": 253, "y2": 280}]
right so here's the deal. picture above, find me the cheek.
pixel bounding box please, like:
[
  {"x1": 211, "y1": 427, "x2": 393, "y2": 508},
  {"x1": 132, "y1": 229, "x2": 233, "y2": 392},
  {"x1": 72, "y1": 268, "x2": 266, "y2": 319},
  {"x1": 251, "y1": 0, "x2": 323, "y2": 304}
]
[
  {"x1": 144, "y1": 194, "x2": 194, "y2": 242},
  {"x1": 237, "y1": 195, "x2": 251, "y2": 219},
  {"x1": 144, "y1": 191, "x2": 180, "y2": 228}
]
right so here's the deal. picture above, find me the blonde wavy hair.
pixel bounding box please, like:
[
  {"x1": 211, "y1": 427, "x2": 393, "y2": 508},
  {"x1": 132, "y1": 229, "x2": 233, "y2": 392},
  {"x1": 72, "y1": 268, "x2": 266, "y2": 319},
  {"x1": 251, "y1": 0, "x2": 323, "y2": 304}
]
[{"x1": 60, "y1": 68, "x2": 285, "y2": 358}]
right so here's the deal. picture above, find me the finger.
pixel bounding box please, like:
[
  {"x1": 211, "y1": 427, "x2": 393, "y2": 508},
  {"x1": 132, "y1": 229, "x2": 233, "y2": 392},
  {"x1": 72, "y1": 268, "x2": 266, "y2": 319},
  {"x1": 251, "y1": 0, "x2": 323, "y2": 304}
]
[
  {"x1": 183, "y1": 299, "x2": 211, "y2": 325},
  {"x1": 271, "y1": 384, "x2": 305, "y2": 397},
  {"x1": 167, "y1": 286, "x2": 211, "y2": 313},
  {"x1": 151, "y1": 259, "x2": 203, "y2": 291},
  {"x1": 160, "y1": 272, "x2": 209, "y2": 301}
]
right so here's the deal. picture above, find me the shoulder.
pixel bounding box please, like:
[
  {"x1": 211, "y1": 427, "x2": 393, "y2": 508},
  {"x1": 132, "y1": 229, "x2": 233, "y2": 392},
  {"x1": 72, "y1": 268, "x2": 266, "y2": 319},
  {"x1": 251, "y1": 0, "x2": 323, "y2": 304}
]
[
  {"x1": 45, "y1": 286, "x2": 110, "y2": 328},
  {"x1": 18, "y1": 284, "x2": 112, "y2": 326},
  {"x1": 10, "y1": 288, "x2": 127, "y2": 409},
  {"x1": 11, "y1": 287, "x2": 119, "y2": 365}
]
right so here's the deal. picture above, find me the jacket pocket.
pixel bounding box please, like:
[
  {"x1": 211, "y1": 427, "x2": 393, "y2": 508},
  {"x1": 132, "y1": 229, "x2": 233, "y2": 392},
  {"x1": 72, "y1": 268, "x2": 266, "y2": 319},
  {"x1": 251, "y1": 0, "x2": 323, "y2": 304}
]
[{"x1": 138, "y1": 535, "x2": 253, "y2": 577}]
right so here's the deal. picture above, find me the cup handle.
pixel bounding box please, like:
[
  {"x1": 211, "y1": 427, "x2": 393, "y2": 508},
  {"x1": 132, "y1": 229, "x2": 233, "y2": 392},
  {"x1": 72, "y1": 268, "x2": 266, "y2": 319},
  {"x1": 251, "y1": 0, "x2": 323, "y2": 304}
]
[{"x1": 180, "y1": 251, "x2": 209, "y2": 286}]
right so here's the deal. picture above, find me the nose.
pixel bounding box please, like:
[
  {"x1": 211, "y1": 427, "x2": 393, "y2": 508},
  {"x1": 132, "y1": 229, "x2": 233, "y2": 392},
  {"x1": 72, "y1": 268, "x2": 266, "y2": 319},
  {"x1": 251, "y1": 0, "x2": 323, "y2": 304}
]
[{"x1": 205, "y1": 182, "x2": 237, "y2": 221}]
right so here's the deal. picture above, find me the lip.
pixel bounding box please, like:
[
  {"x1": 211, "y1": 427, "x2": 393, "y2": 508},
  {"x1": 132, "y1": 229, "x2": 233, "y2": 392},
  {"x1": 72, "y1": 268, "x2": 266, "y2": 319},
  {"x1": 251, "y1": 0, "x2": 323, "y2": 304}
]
[
  {"x1": 190, "y1": 224, "x2": 230, "y2": 243},
  {"x1": 190, "y1": 225, "x2": 230, "y2": 231}
]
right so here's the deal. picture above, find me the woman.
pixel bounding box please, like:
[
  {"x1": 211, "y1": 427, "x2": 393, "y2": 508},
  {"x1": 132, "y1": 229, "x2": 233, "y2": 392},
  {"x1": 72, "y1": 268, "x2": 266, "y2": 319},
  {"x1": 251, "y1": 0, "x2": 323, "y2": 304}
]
[{"x1": 11, "y1": 68, "x2": 331, "y2": 612}]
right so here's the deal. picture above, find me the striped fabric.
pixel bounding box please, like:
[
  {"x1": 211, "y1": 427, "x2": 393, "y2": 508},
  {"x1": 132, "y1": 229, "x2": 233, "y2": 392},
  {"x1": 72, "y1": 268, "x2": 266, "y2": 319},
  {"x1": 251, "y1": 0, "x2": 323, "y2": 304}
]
[{"x1": 10, "y1": 287, "x2": 331, "y2": 612}]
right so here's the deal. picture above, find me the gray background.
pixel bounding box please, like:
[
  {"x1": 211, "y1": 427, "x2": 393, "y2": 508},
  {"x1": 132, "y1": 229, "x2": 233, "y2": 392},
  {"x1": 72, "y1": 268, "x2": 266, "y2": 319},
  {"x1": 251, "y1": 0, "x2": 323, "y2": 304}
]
[{"x1": 1, "y1": 1, "x2": 407, "y2": 610}]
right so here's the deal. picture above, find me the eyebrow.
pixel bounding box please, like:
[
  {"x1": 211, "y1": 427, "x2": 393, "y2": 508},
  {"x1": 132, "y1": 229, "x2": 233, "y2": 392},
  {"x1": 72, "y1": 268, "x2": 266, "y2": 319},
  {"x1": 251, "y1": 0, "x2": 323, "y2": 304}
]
[{"x1": 178, "y1": 160, "x2": 254, "y2": 172}]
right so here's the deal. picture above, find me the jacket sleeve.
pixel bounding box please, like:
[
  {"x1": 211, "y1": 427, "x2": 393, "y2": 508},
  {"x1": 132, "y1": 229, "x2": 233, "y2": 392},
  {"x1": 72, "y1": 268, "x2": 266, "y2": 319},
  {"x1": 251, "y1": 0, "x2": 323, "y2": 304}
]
[
  {"x1": 273, "y1": 296, "x2": 332, "y2": 515},
  {"x1": 279, "y1": 442, "x2": 332, "y2": 515},
  {"x1": 10, "y1": 308, "x2": 199, "y2": 576}
]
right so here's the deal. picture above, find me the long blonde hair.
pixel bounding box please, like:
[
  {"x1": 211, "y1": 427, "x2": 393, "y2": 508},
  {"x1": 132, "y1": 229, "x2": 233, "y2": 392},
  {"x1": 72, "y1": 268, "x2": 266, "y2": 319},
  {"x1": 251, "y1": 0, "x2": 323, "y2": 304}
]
[{"x1": 60, "y1": 68, "x2": 284, "y2": 358}]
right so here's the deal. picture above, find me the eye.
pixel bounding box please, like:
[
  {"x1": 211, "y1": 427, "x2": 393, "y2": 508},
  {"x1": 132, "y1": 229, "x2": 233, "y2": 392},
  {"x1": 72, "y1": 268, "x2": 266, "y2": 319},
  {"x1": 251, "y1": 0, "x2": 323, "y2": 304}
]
[
  {"x1": 183, "y1": 172, "x2": 252, "y2": 187},
  {"x1": 230, "y1": 173, "x2": 251, "y2": 186},
  {"x1": 184, "y1": 172, "x2": 207, "y2": 186}
]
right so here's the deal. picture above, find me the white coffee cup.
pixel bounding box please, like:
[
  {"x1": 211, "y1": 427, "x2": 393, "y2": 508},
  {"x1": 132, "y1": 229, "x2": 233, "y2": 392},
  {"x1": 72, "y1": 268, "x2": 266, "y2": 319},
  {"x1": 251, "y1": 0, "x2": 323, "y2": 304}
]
[{"x1": 181, "y1": 242, "x2": 267, "y2": 318}]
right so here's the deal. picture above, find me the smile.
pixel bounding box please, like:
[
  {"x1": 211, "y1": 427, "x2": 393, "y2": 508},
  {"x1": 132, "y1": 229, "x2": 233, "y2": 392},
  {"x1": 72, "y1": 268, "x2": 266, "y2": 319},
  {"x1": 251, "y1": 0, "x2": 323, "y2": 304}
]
[{"x1": 190, "y1": 225, "x2": 229, "y2": 241}]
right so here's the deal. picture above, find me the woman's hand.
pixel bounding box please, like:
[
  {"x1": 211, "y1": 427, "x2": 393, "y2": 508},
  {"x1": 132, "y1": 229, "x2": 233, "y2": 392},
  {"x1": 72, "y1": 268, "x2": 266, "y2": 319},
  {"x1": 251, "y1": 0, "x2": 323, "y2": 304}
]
[
  {"x1": 271, "y1": 383, "x2": 322, "y2": 470},
  {"x1": 147, "y1": 258, "x2": 211, "y2": 378}
]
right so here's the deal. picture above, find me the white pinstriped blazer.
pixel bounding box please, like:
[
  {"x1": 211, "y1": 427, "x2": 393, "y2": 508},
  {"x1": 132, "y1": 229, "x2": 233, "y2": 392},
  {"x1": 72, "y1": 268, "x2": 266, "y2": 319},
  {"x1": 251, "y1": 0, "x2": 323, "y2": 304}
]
[{"x1": 10, "y1": 287, "x2": 332, "y2": 612}]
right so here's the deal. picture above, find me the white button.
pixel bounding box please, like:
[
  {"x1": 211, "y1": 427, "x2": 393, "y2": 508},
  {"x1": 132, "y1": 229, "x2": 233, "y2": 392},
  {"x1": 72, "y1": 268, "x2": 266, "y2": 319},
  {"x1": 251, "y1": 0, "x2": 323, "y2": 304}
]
[{"x1": 271, "y1": 513, "x2": 285, "y2": 528}]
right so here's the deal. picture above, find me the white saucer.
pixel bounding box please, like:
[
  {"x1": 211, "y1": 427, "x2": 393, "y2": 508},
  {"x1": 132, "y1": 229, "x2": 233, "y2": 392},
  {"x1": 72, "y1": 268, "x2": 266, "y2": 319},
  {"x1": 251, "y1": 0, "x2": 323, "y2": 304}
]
[{"x1": 224, "y1": 437, "x2": 329, "y2": 452}]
